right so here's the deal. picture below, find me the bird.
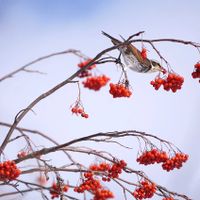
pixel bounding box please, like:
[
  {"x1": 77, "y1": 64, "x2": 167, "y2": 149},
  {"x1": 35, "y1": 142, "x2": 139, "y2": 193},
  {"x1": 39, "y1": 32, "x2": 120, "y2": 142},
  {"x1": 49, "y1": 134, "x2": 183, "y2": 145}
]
[{"x1": 102, "y1": 31, "x2": 166, "y2": 74}]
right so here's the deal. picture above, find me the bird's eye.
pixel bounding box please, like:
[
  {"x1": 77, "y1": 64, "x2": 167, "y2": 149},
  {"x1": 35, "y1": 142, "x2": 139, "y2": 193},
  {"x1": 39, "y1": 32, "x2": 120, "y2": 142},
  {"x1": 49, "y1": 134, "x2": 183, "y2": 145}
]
[{"x1": 152, "y1": 61, "x2": 156, "y2": 66}]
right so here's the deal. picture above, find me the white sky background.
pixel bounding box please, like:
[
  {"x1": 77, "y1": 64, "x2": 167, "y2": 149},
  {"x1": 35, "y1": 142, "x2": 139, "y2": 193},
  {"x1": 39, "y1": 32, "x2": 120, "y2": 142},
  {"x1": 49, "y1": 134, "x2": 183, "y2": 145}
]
[{"x1": 0, "y1": 0, "x2": 200, "y2": 199}]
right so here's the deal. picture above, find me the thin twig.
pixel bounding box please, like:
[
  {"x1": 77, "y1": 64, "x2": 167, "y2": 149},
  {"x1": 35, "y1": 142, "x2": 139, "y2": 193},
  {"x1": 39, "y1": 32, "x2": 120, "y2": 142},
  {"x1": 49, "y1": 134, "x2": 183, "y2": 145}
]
[{"x1": 0, "y1": 49, "x2": 87, "y2": 82}]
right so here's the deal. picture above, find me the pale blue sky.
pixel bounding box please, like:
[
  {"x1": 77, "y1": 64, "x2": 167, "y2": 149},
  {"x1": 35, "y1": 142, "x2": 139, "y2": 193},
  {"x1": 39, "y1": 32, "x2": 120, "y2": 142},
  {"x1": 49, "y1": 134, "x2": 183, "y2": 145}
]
[{"x1": 0, "y1": 1, "x2": 200, "y2": 199}]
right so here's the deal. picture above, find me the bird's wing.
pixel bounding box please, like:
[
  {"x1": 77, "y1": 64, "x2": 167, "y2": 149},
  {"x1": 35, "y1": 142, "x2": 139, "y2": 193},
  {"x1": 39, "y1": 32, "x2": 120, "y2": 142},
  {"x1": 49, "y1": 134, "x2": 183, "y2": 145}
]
[
  {"x1": 102, "y1": 31, "x2": 152, "y2": 71},
  {"x1": 126, "y1": 43, "x2": 151, "y2": 67},
  {"x1": 102, "y1": 31, "x2": 122, "y2": 46}
]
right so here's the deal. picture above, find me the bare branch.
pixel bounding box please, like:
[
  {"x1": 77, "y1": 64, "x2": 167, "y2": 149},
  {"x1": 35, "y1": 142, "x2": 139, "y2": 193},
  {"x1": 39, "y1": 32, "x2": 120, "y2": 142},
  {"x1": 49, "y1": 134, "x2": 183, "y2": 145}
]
[{"x1": 0, "y1": 49, "x2": 87, "y2": 82}]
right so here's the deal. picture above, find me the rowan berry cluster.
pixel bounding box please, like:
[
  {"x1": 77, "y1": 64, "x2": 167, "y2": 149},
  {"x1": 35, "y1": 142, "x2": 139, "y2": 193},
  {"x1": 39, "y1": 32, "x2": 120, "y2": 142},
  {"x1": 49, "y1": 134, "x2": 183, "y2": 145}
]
[
  {"x1": 133, "y1": 180, "x2": 156, "y2": 200},
  {"x1": 141, "y1": 48, "x2": 147, "y2": 60},
  {"x1": 71, "y1": 105, "x2": 89, "y2": 118},
  {"x1": 89, "y1": 160, "x2": 127, "y2": 181},
  {"x1": 50, "y1": 182, "x2": 68, "y2": 199},
  {"x1": 109, "y1": 83, "x2": 132, "y2": 98},
  {"x1": 93, "y1": 189, "x2": 114, "y2": 200},
  {"x1": 78, "y1": 59, "x2": 96, "y2": 70},
  {"x1": 150, "y1": 73, "x2": 184, "y2": 92},
  {"x1": 78, "y1": 59, "x2": 96, "y2": 78},
  {"x1": 108, "y1": 160, "x2": 127, "y2": 179},
  {"x1": 17, "y1": 151, "x2": 27, "y2": 158},
  {"x1": 0, "y1": 160, "x2": 21, "y2": 181},
  {"x1": 191, "y1": 62, "x2": 200, "y2": 83},
  {"x1": 74, "y1": 172, "x2": 102, "y2": 193},
  {"x1": 74, "y1": 172, "x2": 114, "y2": 200},
  {"x1": 162, "y1": 153, "x2": 189, "y2": 171},
  {"x1": 89, "y1": 162, "x2": 111, "y2": 172},
  {"x1": 137, "y1": 149, "x2": 189, "y2": 171},
  {"x1": 137, "y1": 149, "x2": 168, "y2": 165},
  {"x1": 82, "y1": 75, "x2": 110, "y2": 91},
  {"x1": 162, "y1": 197, "x2": 174, "y2": 200}
]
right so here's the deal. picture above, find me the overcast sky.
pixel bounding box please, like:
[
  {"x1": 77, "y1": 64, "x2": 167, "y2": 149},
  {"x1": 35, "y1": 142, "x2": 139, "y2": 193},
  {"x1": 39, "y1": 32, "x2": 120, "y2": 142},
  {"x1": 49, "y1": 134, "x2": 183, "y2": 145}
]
[{"x1": 0, "y1": 0, "x2": 200, "y2": 199}]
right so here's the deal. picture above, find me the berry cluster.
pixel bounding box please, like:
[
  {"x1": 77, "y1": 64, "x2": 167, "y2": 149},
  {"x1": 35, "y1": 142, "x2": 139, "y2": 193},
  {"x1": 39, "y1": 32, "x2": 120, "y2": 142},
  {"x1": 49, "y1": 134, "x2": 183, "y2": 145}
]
[
  {"x1": 50, "y1": 182, "x2": 68, "y2": 199},
  {"x1": 141, "y1": 48, "x2": 147, "y2": 60},
  {"x1": 93, "y1": 189, "x2": 114, "y2": 200},
  {"x1": 89, "y1": 160, "x2": 127, "y2": 181},
  {"x1": 89, "y1": 162, "x2": 111, "y2": 172},
  {"x1": 0, "y1": 160, "x2": 21, "y2": 181},
  {"x1": 78, "y1": 59, "x2": 96, "y2": 70},
  {"x1": 150, "y1": 73, "x2": 184, "y2": 92},
  {"x1": 78, "y1": 59, "x2": 96, "y2": 78},
  {"x1": 108, "y1": 160, "x2": 127, "y2": 179},
  {"x1": 162, "y1": 153, "x2": 189, "y2": 171},
  {"x1": 137, "y1": 149, "x2": 168, "y2": 165},
  {"x1": 162, "y1": 197, "x2": 174, "y2": 200},
  {"x1": 191, "y1": 62, "x2": 200, "y2": 83},
  {"x1": 71, "y1": 105, "x2": 89, "y2": 118},
  {"x1": 133, "y1": 180, "x2": 156, "y2": 200},
  {"x1": 109, "y1": 83, "x2": 132, "y2": 98},
  {"x1": 136, "y1": 149, "x2": 189, "y2": 171},
  {"x1": 89, "y1": 162, "x2": 111, "y2": 182},
  {"x1": 74, "y1": 172, "x2": 114, "y2": 200},
  {"x1": 17, "y1": 151, "x2": 27, "y2": 158},
  {"x1": 82, "y1": 75, "x2": 110, "y2": 91},
  {"x1": 74, "y1": 172, "x2": 102, "y2": 193}
]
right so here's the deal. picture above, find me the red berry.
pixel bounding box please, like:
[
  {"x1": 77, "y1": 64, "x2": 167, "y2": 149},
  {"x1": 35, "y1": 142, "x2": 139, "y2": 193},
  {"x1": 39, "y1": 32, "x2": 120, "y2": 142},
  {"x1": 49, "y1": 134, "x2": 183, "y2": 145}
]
[
  {"x1": 133, "y1": 180, "x2": 156, "y2": 200},
  {"x1": 71, "y1": 105, "x2": 89, "y2": 119},
  {"x1": 82, "y1": 75, "x2": 110, "y2": 91},
  {"x1": 137, "y1": 149, "x2": 169, "y2": 165},
  {"x1": 192, "y1": 62, "x2": 200, "y2": 83},
  {"x1": 150, "y1": 73, "x2": 184, "y2": 92},
  {"x1": 162, "y1": 153, "x2": 189, "y2": 171},
  {"x1": 0, "y1": 160, "x2": 21, "y2": 181},
  {"x1": 78, "y1": 59, "x2": 96, "y2": 70},
  {"x1": 141, "y1": 48, "x2": 147, "y2": 60},
  {"x1": 162, "y1": 197, "x2": 174, "y2": 200},
  {"x1": 50, "y1": 182, "x2": 68, "y2": 199},
  {"x1": 109, "y1": 83, "x2": 132, "y2": 98}
]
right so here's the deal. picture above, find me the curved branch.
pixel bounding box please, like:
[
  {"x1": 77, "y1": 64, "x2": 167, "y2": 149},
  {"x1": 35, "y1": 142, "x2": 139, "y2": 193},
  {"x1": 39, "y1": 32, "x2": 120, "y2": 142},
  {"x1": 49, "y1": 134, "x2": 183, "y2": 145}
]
[{"x1": 0, "y1": 49, "x2": 87, "y2": 82}]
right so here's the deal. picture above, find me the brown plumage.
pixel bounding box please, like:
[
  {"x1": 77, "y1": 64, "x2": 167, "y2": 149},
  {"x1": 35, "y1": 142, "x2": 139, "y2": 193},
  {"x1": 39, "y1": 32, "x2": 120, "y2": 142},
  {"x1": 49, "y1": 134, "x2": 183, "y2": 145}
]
[{"x1": 102, "y1": 31, "x2": 166, "y2": 74}]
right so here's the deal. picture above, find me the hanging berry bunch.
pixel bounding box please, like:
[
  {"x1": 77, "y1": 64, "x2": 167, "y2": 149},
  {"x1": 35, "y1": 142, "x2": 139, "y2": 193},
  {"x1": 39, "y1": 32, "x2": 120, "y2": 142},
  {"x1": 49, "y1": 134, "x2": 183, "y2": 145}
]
[
  {"x1": 93, "y1": 189, "x2": 114, "y2": 200},
  {"x1": 162, "y1": 152, "x2": 189, "y2": 171},
  {"x1": 109, "y1": 82, "x2": 132, "y2": 98},
  {"x1": 133, "y1": 180, "x2": 156, "y2": 200},
  {"x1": 137, "y1": 149, "x2": 169, "y2": 165},
  {"x1": 0, "y1": 160, "x2": 21, "y2": 181},
  {"x1": 191, "y1": 62, "x2": 200, "y2": 83},
  {"x1": 70, "y1": 81, "x2": 89, "y2": 118},
  {"x1": 82, "y1": 75, "x2": 110, "y2": 91},
  {"x1": 107, "y1": 160, "x2": 127, "y2": 179},
  {"x1": 136, "y1": 148, "x2": 189, "y2": 171},
  {"x1": 74, "y1": 172, "x2": 102, "y2": 193},
  {"x1": 74, "y1": 171, "x2": 114, "y2": 200},
  {"x1": 50, "y1": 182, "x2": 68, "y2": 199},
  {"x1": 71, "y1": 103, "x2": 89, "y2": 118},
  {"x1": 150, "y1": 72, "x2": 184, "y2": 92},
  {"x1": 78, "y1": 58, "x2": 96, "y2": 78},
  {"x1": 89, "y1": 160, "x2": 127, "y2": 181}
]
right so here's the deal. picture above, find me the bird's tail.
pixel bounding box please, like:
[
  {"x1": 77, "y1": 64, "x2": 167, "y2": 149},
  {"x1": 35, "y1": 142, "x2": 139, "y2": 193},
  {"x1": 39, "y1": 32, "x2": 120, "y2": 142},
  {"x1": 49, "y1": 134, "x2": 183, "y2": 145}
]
[{"x1": 102, "y1": 31, "x2": 122, "y2": 45}]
